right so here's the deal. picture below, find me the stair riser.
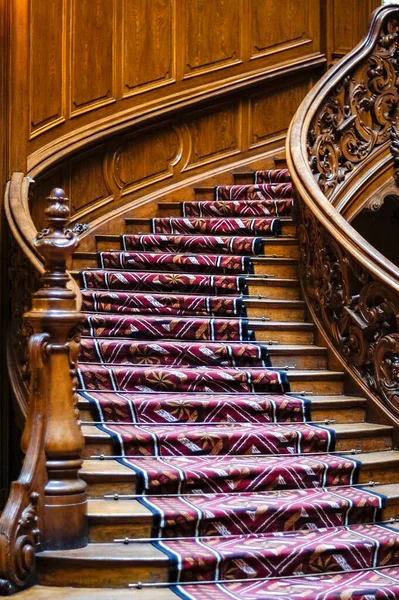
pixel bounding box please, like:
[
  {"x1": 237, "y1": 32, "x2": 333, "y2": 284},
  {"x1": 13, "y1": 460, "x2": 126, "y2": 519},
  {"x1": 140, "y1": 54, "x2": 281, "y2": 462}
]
[
  {"x1": 289, "y1": 379, "x2": 343, "y2": 395},
  {"x1": 311, "y1": 406, "x2": 365, "y2": 423},
  {"x1": 248, "y1": 283, "x2": 301, "y2": 299},
  {"x1": 270, "y1": 352, "x2": 327, "y2": 369},
  {"x1": 246, "y1": 306, "x2": 305, "y2": 321},
  {"x1": 36, "y1": 561, "x2": 168, "y2": 587},
  {"x1": 89, "y1": 521, "x2": 152, "y2": 543},
  {"x1": 254, "y1": 329, "x2": 314, "y2": 344},
  {"x1": 79, "y1": 403, "x2": 362, "y2": 425},
  {"x1": 82, "y1": 459, "x2": 399, "y2": 501},
  {"x1": 83, "y1": 477, "x2": 136, "y2": 499},
  {"x1": 335, "y1": 434, "x2": 392, "y2": 453},
  {"x1": 253, "y1": 263, "x2": 298, "y2": 277},
  {"x1": 72, "y1": 263, "x2": 300, "y2": 282},
  {"x1": 258, "y1": 243, "x2": 299, "y2": 259},
  {"x1": 72, "y1": 257, "x2": 98, "y2": 270}
]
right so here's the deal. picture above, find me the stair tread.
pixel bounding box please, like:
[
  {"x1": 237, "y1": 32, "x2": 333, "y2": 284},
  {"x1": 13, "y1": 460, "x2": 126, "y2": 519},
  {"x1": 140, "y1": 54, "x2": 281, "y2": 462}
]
[
  {"x1": 86, "y1": 483, "x2": 399, "y2": 518},
  {"x1": 80, "y1": 451, "x2": 399, "y2": 482},
  {"x1": 81, "y1": 421, "x2": 391, "y2": 440},
  {"x1": 0, "y1": 586, "x2": 175, "y2": 600},
  {"x1": 37, "y1": 543, "x2": 167, "y2": 562},
  {"x1": 77, "y1": 392, "x2": 363, "y2": 410}
]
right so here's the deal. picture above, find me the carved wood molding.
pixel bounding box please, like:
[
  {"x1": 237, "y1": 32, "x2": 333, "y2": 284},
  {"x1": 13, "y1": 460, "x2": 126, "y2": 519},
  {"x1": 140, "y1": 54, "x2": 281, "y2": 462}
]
[
  {"x1": 288, "y1": 5, "x2": 399, "y2": 425},
  {"x1": 298, "y1": 201, "x2": 399, "y2": 416},
  {"x1": 308, "y1": 16, "x2": 399, "y2": 199}
]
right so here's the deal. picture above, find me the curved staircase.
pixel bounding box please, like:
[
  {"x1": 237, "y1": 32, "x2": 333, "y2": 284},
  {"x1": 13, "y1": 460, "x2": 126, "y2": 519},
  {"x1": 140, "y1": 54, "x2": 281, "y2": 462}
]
[{"x1": 29, "y1": 164, "x2": 399, "y2": 598}]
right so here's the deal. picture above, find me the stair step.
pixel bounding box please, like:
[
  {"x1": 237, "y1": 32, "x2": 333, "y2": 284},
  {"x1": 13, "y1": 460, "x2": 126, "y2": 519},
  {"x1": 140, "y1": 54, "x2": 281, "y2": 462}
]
[
  {"x1": 124, "y1": 217, "x2": 296, "y2": 237},
  {"x1": 92, "y1": 233, "x2": 299, "y2": 258},
  {"x1": 86, "y1": 481, "x2": 399, "y2": 543},
  {"x1": 80, "y1": 450, "x2": 399, "y2": 498},
  {"x1": 77, "y1": 390, "x2": 363, "y2": 425},
  {"x1": 81, "y1": 420, "x2": 391, "y2": 459},
  {"x1": 3, "y1": 586, "x2": 163, "y2": 600},
  {"x1": 309, "y1": 395, "x2": 366, "y2": 421},
  {"x1": 72, "y1": 257, "x2": 300, "y2": 279},
  {"x1": 245, "y1": 298, "x2": 305, "y2": 320},
  {"x1": 36, "y1": 476, "x2": 399, "y2": 586},
  {"x1": 36, "y1": 542, "x2": 168, "y2": 587}
]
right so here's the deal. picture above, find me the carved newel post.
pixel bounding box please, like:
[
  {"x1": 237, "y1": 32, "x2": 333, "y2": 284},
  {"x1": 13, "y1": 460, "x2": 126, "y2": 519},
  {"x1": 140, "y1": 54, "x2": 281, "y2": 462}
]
[{"x1": 25, "y1": 188, "x2": 88, "y2": 550}]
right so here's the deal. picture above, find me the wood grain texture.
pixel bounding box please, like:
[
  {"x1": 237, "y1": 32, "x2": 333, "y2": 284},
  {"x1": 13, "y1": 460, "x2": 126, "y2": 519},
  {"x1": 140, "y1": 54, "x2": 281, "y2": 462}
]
[
  {"x1": 122, "y1": 0, "x2": 175, "y2": 96},
  {"x1": 111, "y1": 124, "x2": 181, "y2": 194},
  {"x1": 30, "y1": 74, "x2": 317, "y2": 227},
  {"x1": 29, "y1": 0, "x2": 65, "y2": 136},
  {"x1": 182, "y1": 0, "x2": 241, "y2": 77},
  {"x1": 185, "y1": 101, "x2": 241, "y2": 168},
  {"x1": 327, "y1": 0, "x2": 380, "y2": 62},
  {"x1": 250, "y1": 0, "x2": 313, "y2": 59},
  {"x1": 250, "y1": 78, "x2": 312, "y2": 148},
  {"x1": 70, "y1": 0, "x2": 116, "y2": 115}
]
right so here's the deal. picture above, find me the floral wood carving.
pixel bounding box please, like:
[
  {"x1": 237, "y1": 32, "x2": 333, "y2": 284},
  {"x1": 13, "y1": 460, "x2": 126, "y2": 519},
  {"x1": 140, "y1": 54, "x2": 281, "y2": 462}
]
[
  {"x1": 298, "y1": 201, "x2": 399, "y2": 415},
  {"x1": 308, "y1": 17, "x2": 399, "y2": 198}
]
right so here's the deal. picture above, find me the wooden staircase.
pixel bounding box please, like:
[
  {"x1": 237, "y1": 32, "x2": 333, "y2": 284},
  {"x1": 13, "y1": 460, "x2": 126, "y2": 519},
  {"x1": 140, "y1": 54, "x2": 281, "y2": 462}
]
[{"x1": 25, "y1": 158, "x2": 399, "y2": 595}]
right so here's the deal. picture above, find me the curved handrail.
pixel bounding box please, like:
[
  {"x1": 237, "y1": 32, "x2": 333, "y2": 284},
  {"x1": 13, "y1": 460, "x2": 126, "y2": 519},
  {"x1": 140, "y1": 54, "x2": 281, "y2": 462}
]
[
  {"x1": 287, "y1": 5, "x2": 399, "y2": 420},
  {"x1": 288, "y1": 5, "x2": 399, "y2": 291}
]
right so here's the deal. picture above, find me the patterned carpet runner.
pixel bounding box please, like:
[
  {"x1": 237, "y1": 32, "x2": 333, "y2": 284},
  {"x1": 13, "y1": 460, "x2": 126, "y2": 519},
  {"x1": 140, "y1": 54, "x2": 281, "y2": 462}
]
[{"x1": 78, "y1": 168, "x2": 398, "y2": 596}]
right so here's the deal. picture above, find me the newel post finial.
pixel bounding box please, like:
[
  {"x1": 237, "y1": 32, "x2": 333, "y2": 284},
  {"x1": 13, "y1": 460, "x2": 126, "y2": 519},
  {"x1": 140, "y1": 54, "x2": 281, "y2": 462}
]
[{"x1": 25, "y1": 188, "x2": 88, "y2": 551}]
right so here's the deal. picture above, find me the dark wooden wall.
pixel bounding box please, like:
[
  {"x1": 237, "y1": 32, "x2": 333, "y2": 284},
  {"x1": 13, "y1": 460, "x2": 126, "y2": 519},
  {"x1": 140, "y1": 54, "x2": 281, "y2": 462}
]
[{"x1": 0, "y1": 0, "x2": 380, "y2": 505}]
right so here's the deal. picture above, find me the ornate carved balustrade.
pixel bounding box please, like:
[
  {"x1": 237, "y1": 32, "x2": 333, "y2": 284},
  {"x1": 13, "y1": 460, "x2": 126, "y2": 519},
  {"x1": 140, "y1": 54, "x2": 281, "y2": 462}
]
[
  {"x1": 0, "y1": 189, "x2": 88, "y2": 595},
  {"x1": 288, "y1": 5, "x2": 399, "y2": 425}
]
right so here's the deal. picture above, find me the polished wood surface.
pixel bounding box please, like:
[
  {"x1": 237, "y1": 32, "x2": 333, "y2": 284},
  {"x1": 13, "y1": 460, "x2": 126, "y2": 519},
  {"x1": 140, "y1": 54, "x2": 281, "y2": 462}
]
[
  {"x1": 287, "y1": 5, "x2": 399, "y2": 438},
  {"x1": 0, "y1": 190, "x2": 87, "y2": 593}
]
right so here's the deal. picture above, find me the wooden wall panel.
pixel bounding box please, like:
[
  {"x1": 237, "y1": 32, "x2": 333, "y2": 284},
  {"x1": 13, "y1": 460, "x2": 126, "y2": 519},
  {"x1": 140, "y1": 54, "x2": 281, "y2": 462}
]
[
  {"x1": 29, "y1": 0, "x2": 65, "y2": 137},
  {"x1": 183, "y1": 0, "x2": 241, "y2": 77},
  {"x1": 70, "y1": 0, "x2": 116, "y2": 115},
  {"x1": 111, "y1": 125, "x2": 181, "y2": 195},
  {"x1": 8, "y1": 0, "x2": 382, "y2": 168},
  {"x1": 250, "y1": 0, "x2": 313, "y2": 59},
  {"x1": 122, "y1": 0, "x2": 175, "y2": 96},
  {"x1": 249, "y1": 78, "x2": 312, "y2": 149},
  {"x1": 327, "y1": 0, "x2": 380, "y2": 62},
  {"x1": 68, "y1": 147, "x2": 111, "y2": 218},
  {"x1": 185, "y1": 102, "x2": 241, "y2": 168}
]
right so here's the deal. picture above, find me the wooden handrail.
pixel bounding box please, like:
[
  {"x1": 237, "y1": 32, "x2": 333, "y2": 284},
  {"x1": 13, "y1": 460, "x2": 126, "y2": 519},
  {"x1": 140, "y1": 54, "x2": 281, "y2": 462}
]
[
  {"x1": 287, "y1": 5, "x2": 399, "y2": 421},
  {"x1": 0, "y1": 189, "x2": 88, "y2": 594}
]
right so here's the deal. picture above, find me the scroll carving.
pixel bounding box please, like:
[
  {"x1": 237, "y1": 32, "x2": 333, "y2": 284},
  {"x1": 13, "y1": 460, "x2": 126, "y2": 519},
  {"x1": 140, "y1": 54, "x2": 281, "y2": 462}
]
[
  {"x1": 307, "y1": 17, "x2": 399, "y2": 198},
  {"x1": 0, "y1": 188, "x2": 87, "y2": 594},
  {"x1": 298, "y1": 201, "x2": 399, "y2": 415}
]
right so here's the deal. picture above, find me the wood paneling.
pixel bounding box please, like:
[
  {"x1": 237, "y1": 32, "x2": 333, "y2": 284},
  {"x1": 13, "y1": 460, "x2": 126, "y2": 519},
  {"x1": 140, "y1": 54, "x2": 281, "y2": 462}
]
[
  {"x1": 29, "y1": 0, "x2": 65, "y2": 136},
  {"x1": 69, "y1": 147, "x2": 111, "y2": 218},
  {"x1": 122, "y1": 0, "x2": 175, "y2": 96},
  {"x1": 250, "y1": 78, "x2": 312, "y2": 148},
  {"x1": 250, "y1": 0, "x2": 313, "y2": 59},
  {"x1": 111, "y1": 125, "x2": 181, "y2": 194},
  {"x1": 185, "y1": 102, "x2": 241, "y2": 168},
  {"x1": 31, "y1": 73, "x2": 318, "y2": 227},
  {"x1": 327, "y1": 0, "x2": 380, "y2": 62},
  {"x1": 70, "y1": 0, "x2": 116, "y2": 115},
  {"x1": 183, "y1": 0, "x2": 241, "y2": 77}
]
